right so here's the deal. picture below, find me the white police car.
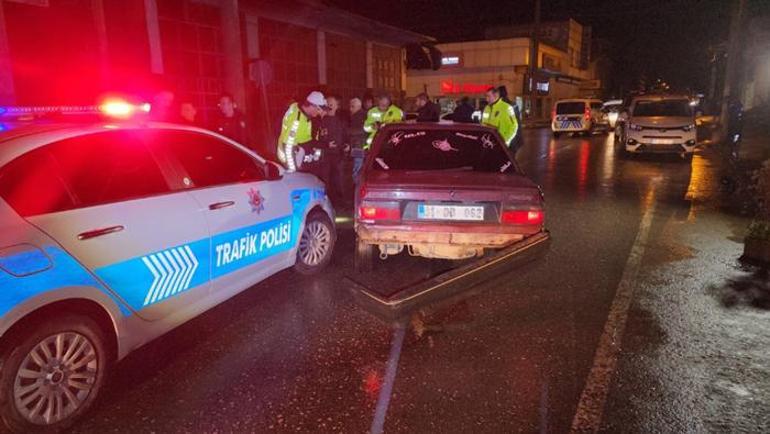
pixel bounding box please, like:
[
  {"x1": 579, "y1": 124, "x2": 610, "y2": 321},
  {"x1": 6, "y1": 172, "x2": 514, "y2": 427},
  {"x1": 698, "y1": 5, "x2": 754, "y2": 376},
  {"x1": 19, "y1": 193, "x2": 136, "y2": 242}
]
[{"x1": 0, "y1": 107, "x2": 335, "y2": 432}]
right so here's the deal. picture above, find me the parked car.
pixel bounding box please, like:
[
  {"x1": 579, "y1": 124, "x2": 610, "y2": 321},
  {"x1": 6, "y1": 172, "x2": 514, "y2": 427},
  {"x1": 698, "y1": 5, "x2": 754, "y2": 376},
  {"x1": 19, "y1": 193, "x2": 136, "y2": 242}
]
[
  {"x1": 616, "y1": 94, "x2": 697, "y2": 156},
  {"x1": 601, "y1": 99, "x2": 624, "y2": 128},
  {"x1": 0, "y1": 121, "x2": 335, "y2": 432},
  {"x1": 551, "y1": 98, "x2": 608, "y2": 137},
  {"x1": 354, "y1": 123, "x2": 545, "y2": 269}
]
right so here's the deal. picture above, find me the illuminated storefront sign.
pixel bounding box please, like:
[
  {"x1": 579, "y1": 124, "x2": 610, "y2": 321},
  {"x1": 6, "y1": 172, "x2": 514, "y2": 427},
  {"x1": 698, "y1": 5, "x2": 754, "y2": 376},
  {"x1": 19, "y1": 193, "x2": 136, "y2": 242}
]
[
  {"x1": 440, "y1": 79, "x2": 492, "y2": 95},
  {"x1": 441, "y1": 55, "x2": 461, "y2": 66}
]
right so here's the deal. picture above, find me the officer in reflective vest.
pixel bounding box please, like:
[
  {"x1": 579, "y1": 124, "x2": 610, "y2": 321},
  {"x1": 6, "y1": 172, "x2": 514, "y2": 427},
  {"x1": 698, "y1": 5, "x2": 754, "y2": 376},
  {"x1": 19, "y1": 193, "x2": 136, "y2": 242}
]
[
  {"x1": 481, "y1": 87, "x2": 519, "y2": 148},
  {"x1": 277, "y1": 91, "x2": 326, "y2": 171},
  {"x1": 363, "y1": 95, "x2": 404, "y2": 150}
]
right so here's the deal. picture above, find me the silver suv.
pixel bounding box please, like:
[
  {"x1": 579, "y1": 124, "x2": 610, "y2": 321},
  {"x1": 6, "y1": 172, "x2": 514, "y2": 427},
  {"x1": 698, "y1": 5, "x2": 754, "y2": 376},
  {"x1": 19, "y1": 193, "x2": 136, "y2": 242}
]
[{"x1": 617, "y1": 95, "x2": 697, "y2": 156}]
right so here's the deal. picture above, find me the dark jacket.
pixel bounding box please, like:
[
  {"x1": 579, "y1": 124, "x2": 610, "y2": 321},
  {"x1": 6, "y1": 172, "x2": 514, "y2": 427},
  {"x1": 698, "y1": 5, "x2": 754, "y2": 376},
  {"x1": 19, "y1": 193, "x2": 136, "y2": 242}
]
[
  {"x1": 213, "y1": 109, "x2": 247, "y2": 144},
  {"x1": 348, "y1": 109, "x2": 367, "y2": 149},
  {"x1": 417, "y1": 101, "x2": 440, "y2": 122},
  {"x1": 452, "y1": 102, "x2": 475, "y2": 123},
  {"x1": 318, "y1": 113, "x2": 347, "y2": 155}
]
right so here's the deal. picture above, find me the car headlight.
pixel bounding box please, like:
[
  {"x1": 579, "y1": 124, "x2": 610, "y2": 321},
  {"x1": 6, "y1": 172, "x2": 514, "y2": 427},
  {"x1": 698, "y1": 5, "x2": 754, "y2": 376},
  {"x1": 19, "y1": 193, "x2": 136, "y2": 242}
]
[
  {"x1": 629, "y1": 123, "x2": 643, "y2": 131},
  {"x1": 682, "y1": 124, "x2": 696, "y2": 132}
]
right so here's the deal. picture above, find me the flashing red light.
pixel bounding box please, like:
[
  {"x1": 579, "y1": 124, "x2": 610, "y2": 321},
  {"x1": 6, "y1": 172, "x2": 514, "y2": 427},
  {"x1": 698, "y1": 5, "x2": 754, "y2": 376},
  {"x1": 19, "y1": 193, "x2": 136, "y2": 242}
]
[
  {"x1": 359, "y1": 204, "x2": 400, "y2": 221},
  {"x1": 99, "y1": 99, "x2": 150, "y2": 119},
  {"x1": 501, "y1": 209, "x2": 544, "y2": 225}
]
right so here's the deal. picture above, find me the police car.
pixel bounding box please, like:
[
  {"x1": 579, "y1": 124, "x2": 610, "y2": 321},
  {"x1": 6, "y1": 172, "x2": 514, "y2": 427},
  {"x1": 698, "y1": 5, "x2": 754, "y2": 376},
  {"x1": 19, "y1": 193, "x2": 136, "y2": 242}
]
[{"x1": 0, "y1": 102, "x2": 335, "y2": 432}]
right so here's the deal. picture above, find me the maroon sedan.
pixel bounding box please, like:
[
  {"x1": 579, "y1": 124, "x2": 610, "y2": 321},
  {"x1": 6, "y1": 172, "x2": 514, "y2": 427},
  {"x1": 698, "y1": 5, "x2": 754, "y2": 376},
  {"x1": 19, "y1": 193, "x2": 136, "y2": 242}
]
[{"x1": 355, "y1": 122, "x2": 545, "y2": 269}]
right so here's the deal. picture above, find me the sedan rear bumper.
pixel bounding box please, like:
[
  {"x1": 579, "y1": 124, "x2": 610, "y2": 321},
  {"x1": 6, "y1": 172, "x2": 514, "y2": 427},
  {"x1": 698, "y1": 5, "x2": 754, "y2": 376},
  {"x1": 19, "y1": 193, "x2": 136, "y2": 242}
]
[{"x1": 357, "y1": 223, "x2": 541, "y2": 259}]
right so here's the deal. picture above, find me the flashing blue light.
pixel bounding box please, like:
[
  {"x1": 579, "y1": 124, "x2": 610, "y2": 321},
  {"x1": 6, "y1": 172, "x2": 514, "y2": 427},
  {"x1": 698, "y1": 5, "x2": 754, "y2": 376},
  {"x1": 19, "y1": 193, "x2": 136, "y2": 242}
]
[
  {"x1": 0, "y1": 107, "x2": 6, "y2": 116},
  {"x1": 0, "y1": 124, "x2": 8, "y2": 132}
]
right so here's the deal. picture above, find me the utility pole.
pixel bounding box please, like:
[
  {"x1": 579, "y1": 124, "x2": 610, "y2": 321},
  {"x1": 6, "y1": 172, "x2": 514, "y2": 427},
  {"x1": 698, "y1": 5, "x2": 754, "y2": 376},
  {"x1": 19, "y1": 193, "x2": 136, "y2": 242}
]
[
  {"x1": 528, "y1": 0, "x2": 541, "y2": 118},
  {"x1": 719, "y1": 0, "x2": 746, "y2": 142}
]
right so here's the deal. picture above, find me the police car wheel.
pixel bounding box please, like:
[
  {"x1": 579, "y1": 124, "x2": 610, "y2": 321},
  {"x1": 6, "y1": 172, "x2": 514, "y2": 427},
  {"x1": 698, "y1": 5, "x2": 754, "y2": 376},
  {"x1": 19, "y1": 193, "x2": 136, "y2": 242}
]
[
  {"x1": 354, "y1": 240, "x2": 374, "y2": 272},
  {"x1": 0, "y1": 315, "x2": 109, "y2": 434},
  {"x1": 552, "y1": 132, "x2": 561, "y2": 138},
  {"x1": 295, "y1": 211, "x2": 335, "y2": 275}
]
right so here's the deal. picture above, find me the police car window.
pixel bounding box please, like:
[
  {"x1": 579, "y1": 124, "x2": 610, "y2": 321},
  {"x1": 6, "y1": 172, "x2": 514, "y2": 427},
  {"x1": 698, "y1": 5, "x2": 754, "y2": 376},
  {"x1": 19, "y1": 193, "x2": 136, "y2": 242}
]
[
  {"x1": 151, "y1": 131, "x2": 264, "y2": 188},
  {"x1": 372, "y1": 129, "x2": 516, "y2": 173},
  {"x1": 47, "y1": 131, "x2": 170, "y2": 208},
  {"x1": 0, "y1": 149, "x2": 75, "y2": 217}
]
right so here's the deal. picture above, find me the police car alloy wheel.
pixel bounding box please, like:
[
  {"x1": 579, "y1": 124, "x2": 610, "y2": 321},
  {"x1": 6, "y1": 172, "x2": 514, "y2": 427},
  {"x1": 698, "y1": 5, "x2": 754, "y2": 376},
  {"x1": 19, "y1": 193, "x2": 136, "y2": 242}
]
[
  {"x1": 0, "y1": 315, "x2": 109, "y2": 433},
  {"x1": 294, "y1": 211, "x2": 335, "y2": 274}
]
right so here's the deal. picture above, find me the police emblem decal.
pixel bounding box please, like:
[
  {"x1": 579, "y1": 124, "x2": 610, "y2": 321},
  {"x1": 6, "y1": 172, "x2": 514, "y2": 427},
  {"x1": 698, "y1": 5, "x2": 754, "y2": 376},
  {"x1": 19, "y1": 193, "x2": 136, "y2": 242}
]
[{"x1": 248, "y1": 188, "x2": 265, "y2": 213}]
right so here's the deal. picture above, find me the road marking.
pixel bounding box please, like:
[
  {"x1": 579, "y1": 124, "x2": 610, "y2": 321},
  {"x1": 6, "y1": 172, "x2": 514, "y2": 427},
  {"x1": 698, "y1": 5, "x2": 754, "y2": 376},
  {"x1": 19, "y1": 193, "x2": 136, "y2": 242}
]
[
  {"x1": 370, "y1": 323, "x2": 406, "y2": 434},
  {"x1": 570, "y1": 199, "x2": 657, "y2": 433}
]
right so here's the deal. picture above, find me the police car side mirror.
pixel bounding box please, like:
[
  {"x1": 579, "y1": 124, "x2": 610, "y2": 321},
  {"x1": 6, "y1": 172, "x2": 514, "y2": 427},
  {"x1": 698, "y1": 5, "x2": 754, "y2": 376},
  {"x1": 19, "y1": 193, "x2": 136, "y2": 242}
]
[{"x1": 265, "y1": 161, "x2": 283, "y2": 180}]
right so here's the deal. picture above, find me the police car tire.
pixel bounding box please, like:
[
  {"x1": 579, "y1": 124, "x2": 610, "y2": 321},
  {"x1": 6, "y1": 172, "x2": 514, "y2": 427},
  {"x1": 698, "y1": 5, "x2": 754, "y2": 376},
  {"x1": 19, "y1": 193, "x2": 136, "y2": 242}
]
[
  {"x1": 0, "y1": 315, "x2": 109, "y2": 434},
  {"x1": 354, "y1": 240, "x2": 374, "y2": 272},
  {"x1": 294, "y1": 211, "x2": 336, "y2": 275},
  {"x1": 552, "y1": 132, "x2": 561, "y2": 138}
]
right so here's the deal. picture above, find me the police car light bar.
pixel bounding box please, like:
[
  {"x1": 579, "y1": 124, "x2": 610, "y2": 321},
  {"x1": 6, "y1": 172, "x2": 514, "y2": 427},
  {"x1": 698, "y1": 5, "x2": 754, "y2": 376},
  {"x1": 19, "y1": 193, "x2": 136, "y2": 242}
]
[{"x1": 0, "y1": 99, "x2": 151, "y2": 120}]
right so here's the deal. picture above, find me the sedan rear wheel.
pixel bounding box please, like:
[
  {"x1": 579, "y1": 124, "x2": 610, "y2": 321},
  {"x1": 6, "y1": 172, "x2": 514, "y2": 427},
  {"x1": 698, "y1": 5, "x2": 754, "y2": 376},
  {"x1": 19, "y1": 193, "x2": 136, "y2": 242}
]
[{"x1": 354, "y1": 239, "x2": 374, "y2": 272}]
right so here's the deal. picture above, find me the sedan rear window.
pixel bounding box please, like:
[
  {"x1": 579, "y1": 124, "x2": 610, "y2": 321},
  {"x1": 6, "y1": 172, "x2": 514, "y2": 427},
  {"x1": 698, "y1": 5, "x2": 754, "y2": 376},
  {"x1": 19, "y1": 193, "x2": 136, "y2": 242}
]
[
  {"x1": 556, "y1": 102, "x2": 586, "y2": 114},
  {"x1": 371, "y1": 129, "x2": 516, "y2": 173}
]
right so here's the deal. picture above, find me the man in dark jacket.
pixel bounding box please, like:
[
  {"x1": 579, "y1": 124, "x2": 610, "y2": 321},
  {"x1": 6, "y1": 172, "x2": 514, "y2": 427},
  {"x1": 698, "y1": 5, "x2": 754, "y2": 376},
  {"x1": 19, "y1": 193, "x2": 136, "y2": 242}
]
[
  {"x1": 318, "y1": 95, "x2": 347, "y2": 205},
  {"x1": 451, "y1": 97, "x2": 475, "y2": 123},
  {"x1": 415, "y1": 92, "x2": 440, "y2": 122},
  {"x1": 348, "y1": 97, "x2": 367, "y2": 185},
  {"x1": 213, "y1": 93, "x2": 247, "y2": 144}
]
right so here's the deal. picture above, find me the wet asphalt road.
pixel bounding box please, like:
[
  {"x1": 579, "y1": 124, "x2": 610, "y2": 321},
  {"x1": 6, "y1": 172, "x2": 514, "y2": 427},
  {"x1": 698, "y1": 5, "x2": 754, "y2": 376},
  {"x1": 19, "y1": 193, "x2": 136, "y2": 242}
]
[{"x1": 71, "y1": 130, "x2": 769, "y2": 433}]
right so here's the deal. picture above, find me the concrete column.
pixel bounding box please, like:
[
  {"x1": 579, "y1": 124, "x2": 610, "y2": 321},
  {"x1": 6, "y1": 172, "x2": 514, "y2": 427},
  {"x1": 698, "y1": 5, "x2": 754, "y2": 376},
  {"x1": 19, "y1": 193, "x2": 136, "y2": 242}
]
[
  {"x1": 366, "y1": 41, "x2": 373, "y2": 89},
  {"x1": 91, "y1": 0, "x2": 109, "y2": 85},
  {"x1": 143, "y1": 0, "x2": 164, "y2": 74},
  {"x1": 219, "y1": 0, "x2": 246, "y2": 107},
  {"x1": 0, "y1": 1, "x2": 15, "y2": 104},
  {"x1": 317, "y1": 30, "x2": 327, "y2": 85}
]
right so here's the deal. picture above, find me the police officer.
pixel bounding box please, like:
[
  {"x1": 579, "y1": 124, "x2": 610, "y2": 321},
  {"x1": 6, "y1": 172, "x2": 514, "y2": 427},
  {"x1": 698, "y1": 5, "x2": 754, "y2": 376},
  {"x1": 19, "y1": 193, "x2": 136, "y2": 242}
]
[
  {"x1": 482, "y1": 87, "x2": 519, "y2": 149},
  {"x1": 363, "y1": 95, "x2": 404, "y2": 149},
  {"x1": 277, "y1": 91, "x2": 326, "y2": 171}
]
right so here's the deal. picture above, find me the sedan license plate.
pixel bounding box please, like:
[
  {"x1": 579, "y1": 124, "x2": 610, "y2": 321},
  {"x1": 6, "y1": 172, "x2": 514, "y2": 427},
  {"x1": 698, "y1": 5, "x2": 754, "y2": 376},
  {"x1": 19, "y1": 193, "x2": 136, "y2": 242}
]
[{"x1": 417, "y1": 204, "x2": 484, "y2": 221}]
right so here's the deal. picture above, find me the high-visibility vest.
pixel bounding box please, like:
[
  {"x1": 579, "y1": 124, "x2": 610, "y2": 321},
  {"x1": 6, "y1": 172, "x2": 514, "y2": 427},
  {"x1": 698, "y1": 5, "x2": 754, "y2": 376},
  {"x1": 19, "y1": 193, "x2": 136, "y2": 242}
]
[
  {"x1": 277, "y1": 102, "x2": 313, "y2": 170},
  {"x1": 363, "y1": 105, "x2": 403, "y2": 149},
  {"x1": 481, "y1": 98, "x2": 519, "y2": 146}
]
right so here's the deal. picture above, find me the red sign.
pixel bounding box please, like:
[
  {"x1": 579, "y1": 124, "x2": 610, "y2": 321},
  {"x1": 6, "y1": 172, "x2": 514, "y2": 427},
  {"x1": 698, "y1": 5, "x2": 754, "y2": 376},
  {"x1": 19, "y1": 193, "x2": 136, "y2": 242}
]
[{"x1": 440, "y1": 80, "x2": 492, "y2": 95}]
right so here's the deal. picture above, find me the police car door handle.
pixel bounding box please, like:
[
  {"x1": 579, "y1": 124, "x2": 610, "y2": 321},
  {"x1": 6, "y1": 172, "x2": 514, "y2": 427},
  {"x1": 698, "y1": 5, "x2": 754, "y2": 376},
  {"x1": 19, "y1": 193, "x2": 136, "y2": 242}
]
[
  {"x1": 77, "y1": 225, "x2": 125, "y2": 240},
  {"x1": 208, "y1": 201, "x2": 235, "y2": 210}
]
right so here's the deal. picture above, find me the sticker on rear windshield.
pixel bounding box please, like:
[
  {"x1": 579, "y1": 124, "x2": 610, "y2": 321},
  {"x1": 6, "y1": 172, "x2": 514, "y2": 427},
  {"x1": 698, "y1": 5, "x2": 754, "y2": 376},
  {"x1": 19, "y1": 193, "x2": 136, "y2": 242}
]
[
  {"x1": 454, "y1": 132, "x2": 479, "y2": 140},
  {"x1": 433, "y1": 139, "x2": 459, "y2": 152},
  {"x1": 481, "y1": 134, "x2": 495, "y2": 149}
]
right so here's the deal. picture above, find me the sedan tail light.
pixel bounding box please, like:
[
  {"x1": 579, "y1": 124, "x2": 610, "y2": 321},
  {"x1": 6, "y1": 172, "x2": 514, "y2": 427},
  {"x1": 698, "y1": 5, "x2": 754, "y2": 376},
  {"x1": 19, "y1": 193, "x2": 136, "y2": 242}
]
[
  {"x1": 584, "y1": 105, "x2": 591, "y2": 121},
  {"x1": 501, "y1": 209, "x2": 544, "y2": 225},
  {"x1": 359, "y1": 202, "x2": 401, "y2": 221}
]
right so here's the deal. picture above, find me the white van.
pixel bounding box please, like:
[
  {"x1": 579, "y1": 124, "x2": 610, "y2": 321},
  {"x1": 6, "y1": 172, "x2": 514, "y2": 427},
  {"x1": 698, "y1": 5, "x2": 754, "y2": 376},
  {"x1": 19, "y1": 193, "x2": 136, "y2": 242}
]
[{"x1": 551, "y1": 99, "x2": 608, "y2": 137}]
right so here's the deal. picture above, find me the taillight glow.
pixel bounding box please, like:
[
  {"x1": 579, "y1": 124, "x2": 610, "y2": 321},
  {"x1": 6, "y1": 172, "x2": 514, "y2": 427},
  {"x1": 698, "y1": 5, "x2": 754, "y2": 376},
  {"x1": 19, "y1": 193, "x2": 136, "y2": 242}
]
[
  {"x1": 551, "y1": 107, "x2": 556, "y2": 119},
  {"x1": 359, "y1": 205, "x2": 400, "y2": 221},
  {"x1": 584, "y1": 106, "x2": 591, "y2": 121},
  {"x1": 501, "y1": 209, "x2": 544, "y2": 225}
]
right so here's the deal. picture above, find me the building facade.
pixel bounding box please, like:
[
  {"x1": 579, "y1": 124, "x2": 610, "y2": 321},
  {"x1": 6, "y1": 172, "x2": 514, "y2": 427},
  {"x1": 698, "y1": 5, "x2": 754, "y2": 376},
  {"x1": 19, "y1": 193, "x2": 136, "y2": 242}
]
[
  {"x1": 0, "y1": 0, "x2": 431, "y2": 155},
  {"x1": 406, "y1": 19, "x2": 601, "y2": 120}
]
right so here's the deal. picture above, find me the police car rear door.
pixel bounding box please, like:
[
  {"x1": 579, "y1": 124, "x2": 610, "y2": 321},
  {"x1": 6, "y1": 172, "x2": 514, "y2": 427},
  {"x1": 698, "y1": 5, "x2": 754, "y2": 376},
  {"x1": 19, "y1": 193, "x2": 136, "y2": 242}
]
[
  {"x1": 5, "y1": 129, "x2": 212, "y2": 322},
  {"x1": 150, "y1": 130, "x2": 293, "y2": 300}
]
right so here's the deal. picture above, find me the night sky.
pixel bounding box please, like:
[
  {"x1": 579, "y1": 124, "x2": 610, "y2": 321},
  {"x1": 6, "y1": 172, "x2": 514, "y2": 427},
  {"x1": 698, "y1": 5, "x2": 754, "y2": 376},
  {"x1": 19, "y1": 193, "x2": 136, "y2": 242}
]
[{"x1": 328, "y1": 0, "x2": 766, "y2": 95}]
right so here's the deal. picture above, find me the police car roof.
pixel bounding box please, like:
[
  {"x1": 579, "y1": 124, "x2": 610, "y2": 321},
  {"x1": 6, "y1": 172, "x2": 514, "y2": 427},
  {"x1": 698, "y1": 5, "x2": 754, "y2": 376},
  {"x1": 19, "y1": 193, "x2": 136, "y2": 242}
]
[{"x1": 0, "y1": 121, "x2": 241, "y2": 168}]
